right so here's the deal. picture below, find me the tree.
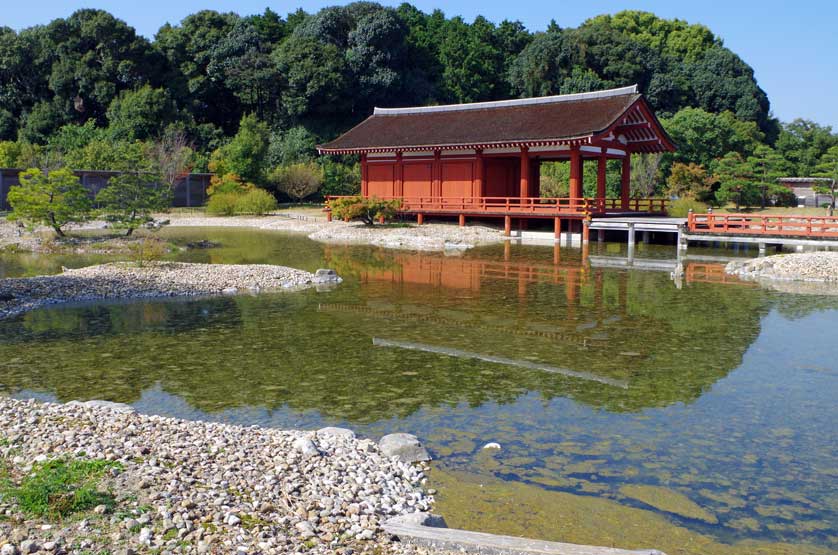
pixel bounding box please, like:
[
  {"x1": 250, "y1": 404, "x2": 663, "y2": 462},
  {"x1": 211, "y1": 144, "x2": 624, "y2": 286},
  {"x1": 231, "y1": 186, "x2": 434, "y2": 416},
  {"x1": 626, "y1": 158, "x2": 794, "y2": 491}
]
[
  {"x1": 662, "y1": 107, "x2": 763, "y2": 170},
  {"x1": 7, "y1": 168, "x2": 91, "y2": 236},
  {"x1": 208, "y1": 114, "x2": 269, "y2": 183},
  {"x1": 713, "y1": 152, "x2": 756, "y2": 210},
  {"x1": 269, "y1": 162, "x2": 324, "y2": 202},
  {"x1": 631, "y1": 154, "x2": 663, "y2": 197},
  {"x1": 813, "y1": 145, "x2": 838, "y2": 215},
  {"x1": 747, "y1": 145, "x2": 790, "y2": 208},
  {"x1": 96, "y1": 173, "x2": 172, "y2": 235},
  {"x1": 150, "y1": 128, "x2": 195, "y2": 189},
  {"x1": 106, "y1": 85, "x2": 177, "y2": 141},
  {"x1": 666, "y1": 162, "x2": 713, "y2": 201}
]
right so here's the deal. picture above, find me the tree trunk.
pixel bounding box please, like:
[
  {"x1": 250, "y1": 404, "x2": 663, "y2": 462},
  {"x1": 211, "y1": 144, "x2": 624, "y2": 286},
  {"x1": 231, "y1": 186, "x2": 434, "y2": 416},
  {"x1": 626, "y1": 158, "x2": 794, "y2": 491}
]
[
  {"x1": 49, "y1": 213, "x2": 64, "y2": 237},
  {"x1": 125, "y1": 227, "x2": 134, "y2": 237}
]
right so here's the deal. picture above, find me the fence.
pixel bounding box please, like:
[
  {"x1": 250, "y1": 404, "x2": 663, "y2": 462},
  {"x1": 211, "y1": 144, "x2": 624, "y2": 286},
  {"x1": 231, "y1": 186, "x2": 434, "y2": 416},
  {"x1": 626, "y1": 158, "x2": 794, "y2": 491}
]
[
  {"x1": 687, "y1": 212, "x2": 838, "y2": 238},
  {"x1": 0, "y1": 168, "x2": 213, "y2": 211}
]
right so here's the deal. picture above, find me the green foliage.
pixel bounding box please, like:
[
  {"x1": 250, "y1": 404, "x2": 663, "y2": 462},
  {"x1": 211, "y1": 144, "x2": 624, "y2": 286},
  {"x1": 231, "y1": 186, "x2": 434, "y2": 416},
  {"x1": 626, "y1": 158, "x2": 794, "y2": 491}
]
[
  {"x1": 667, "y1": 197, "x2": 708, "y2": 217},
  {"x1": 666, "y1": 162, "x2": 713, "y2": 201},
  {"x1": 320, "y1": 158, "x2": 361, "y2": 197},
  {"x1": 95, "y1": 173, "x2": 172, "y2": 235},
  {"x1": 269, "y1": 162, "x2": 324, "y2": 202},
  {"x1": 0, "y1": 141, "x2": 23, "y2": 167},
  {"x1": 1, "y1": 458, "x2": 120, "y2": 519},
  {"x1": 208, "y1": 114, "x2": 269, "y2": 183},
  {"x1": 234, "y1": 188, "x2": 278, "y2": 215},
  {"x1": 128, "y1": 236, "x2": 167, "y2": 267},
  {"x1": 63, "y1": 139, "x2": 152, "y2": 172},
  {"x1": 7, "y1": 168, "x2": 92, "y2": 236},
  {"x1": 106, "y1": 85, "x2": 177, "y2": 141},
  {"x1": 267, "y1": 126, "x2": 318, "y2": 167},
  {"x1": 207, "y1": 172, "x2": 253, "y2": 196},
  {"x1": 661, "y1": 108, "x2": 763, "y2": 170},
  {"x1": 713, "y1": 152, "x2": 758, "y2": 209},
  {"x1": 206, "y1": 192, "x2": 242, "y2": 216},
  {"x1": 329, "y1": 195, "x2": 400, "y2": 225},
  {"x1": 813, "y1": 145, "x2": 838, "y2": 211}
]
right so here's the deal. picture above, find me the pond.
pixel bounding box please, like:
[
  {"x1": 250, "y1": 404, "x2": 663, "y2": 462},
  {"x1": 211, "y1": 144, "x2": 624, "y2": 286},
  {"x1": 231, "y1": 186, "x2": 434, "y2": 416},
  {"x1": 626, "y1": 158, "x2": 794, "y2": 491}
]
[{"x1": 1, "y1": 227, "x2": 836, "y2": 555}]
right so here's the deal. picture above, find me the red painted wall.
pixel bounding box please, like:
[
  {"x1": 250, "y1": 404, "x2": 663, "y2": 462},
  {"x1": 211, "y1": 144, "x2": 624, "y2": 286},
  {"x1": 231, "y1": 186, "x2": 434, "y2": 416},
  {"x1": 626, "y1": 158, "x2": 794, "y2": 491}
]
[
  {"x1": 402, "y1": 162, "x2": 433, "y2": 197},
  {"x1": 367, "y1": 163, "x2": 395, "y2": 197}
]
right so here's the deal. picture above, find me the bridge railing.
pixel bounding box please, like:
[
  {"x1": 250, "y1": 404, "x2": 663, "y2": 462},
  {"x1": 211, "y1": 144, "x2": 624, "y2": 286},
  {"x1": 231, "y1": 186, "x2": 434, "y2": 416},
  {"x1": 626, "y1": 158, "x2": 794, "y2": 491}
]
[
  {"x1": 688, "y1": 212, "x2": 838, "y2": 238},
  {"x1": 325, "y1": 196, "x2": 670, "y2": 216}
]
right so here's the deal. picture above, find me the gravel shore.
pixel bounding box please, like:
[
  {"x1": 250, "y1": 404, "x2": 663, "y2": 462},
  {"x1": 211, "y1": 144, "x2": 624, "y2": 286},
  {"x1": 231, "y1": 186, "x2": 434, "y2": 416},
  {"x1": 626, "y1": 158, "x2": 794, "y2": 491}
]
[
  {"x1": 726, "y1": 252, "x2": 838, "y2": 283},
  {"x1": 163, "y1": 215, "x2": 506, "y2": 252},
  {"x1": 0, "y1": 262, "x2": 337, "y2": 320},
  {"x1": 0, "y1": 397, "x2": 435, "y2": 555}
]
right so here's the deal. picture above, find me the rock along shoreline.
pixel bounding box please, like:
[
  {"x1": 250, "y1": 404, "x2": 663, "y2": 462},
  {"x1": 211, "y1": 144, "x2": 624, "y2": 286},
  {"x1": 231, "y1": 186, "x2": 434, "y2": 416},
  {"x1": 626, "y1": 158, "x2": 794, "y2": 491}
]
[
  {"x1": 0, "y1": 262, "x2": 341, "y2": 321},
  {"x1": 0, "y1": 396, "x2": 437, "y2": 555},
  {"x1": 726, "y1": 252, "x2": 838, "y2": 291}
]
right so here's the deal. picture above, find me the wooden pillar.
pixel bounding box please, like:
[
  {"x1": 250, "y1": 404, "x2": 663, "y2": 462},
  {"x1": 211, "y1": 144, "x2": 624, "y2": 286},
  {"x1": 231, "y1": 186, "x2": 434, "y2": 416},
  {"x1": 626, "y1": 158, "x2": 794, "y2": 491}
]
[
  {"x1": 458, "y1": 214, "x2": 465, "y2": 227},
  {"x1": 582, "y1": 218, "x2": 590, "y2": 244},
  {"x1": 554, "y1": 217, "x2": 562, "y2": 239},
  {"x1": 395, "y1": 152, "x2": 403, "y2": 197},
  {"x1": 569, "y1": 147, "x2": 583, "y2": 200},
  {"x1": 474, "y1": 149, "x2": 484, "y2": 197},
  {"x1": 361, "y1": 154, "x2": 369, "y2": 197},
  {"x1": 432, "y1": 150, "x2": 442, "y2": 198},
  {"x1": 326, "y1": 211, "x2": 333, "y2": 222},
  {"x1": 621, "y1": 155, "x2": 631, "y2": 210},
  {"x1": 504, "y1": 215, "x2": 512, "y2": 236},
  {"x1": 417, "y1": 213, "x2": 424, "y2": 225},
  {"x1": 597, "y1": 154, "x2": 607, "y2": 202},
  {"x1": 519, "y1": 147, "x2": 529, "y2": 199}
]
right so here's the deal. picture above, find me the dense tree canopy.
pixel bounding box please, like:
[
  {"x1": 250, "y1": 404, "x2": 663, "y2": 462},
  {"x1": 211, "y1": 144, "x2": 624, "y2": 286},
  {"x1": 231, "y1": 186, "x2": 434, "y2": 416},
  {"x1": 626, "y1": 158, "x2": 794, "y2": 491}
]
[{"x1": 0, "y1": 3, "x2": 834, "y2": 205}]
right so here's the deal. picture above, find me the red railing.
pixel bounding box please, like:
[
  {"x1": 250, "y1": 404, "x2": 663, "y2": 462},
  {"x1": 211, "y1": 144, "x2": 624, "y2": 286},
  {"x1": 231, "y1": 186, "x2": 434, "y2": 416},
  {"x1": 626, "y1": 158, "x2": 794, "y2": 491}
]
[
  {"x1": 688, "y1": 213, "x2": 838, "y2": 238},
  {"x1": 326, "y1": 196, "x2": 669, "y2": 216},
  {"x1": 601, "y1": 198, "x2": 669, "y2": 213}
]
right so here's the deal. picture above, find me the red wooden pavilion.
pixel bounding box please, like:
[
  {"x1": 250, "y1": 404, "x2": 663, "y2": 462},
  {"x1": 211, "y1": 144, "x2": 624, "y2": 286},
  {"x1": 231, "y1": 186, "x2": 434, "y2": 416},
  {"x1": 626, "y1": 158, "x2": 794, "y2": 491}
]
[{"x1": 318, "y1": 85, "x2": 675, "y2": 234}]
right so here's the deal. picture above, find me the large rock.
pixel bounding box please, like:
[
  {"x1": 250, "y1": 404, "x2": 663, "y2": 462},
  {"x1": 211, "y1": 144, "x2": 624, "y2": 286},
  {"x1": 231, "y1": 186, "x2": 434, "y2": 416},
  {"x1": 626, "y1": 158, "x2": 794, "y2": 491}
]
[
  {"x1": 379, "y1": 433, "x2": 431, "y2": 463},
  {"x1": 313, "y1": 269, "x2": 342, "y2": 283}
]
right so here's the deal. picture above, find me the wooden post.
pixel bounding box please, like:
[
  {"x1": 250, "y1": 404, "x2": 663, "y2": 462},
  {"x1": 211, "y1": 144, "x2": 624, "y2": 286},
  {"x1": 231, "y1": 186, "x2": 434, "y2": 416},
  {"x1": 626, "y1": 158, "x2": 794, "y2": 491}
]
[
  {"x1": 458, "y1": 214, "x2": 465, "y2": 227},
  {"x1": 504, "y1": 215, "x2": 512, "y2": 237},
  {"x1": 569, "y1": 147, "x2": 583, "y2": 206},
  {"x1": 582, "y1": 218, "x2": 590, "y2": 244},
  {"x1": 361, "y1": 154, "x2": 369, "y2": 197},
  {"x1": 597, "y1": 154, "x2": 607, "y2": 205},
  {"x1": 621, "y1": 155, "x2": 631, "y2": 210},
  {"x1": 326, "y1": 211, "x2": 333, "y2": 222},
  {"x1": 475, "y1": 149, "x2": 484, "y2": 197},
  {"x1": 395, "y1": 152, "x2": 403, "y2": 197},
  {"x1": 554, "y1": 217, "x2": 562, "y2": 239},
  {"x1": 598, "y1": 230, "x2": 605, "y2": 242},
  {"x1": 433, "y1": 150, "x2": 441, "y2": 197},
  {"x1": 417, "y1": 213, "x2": 424, "y2": 225},
  {"x1": 379, "y1": 215, "x2": 385, "y2": 224},
  {"x1": 519, "y1": 147, "x2": 529, "y2": 200}
]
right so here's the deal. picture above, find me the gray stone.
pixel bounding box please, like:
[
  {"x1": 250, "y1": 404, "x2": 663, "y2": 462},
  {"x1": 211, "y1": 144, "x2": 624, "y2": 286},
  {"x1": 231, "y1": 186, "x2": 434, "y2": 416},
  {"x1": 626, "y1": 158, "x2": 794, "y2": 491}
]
[
  {"x1": 295, "y1": 521, "x2": 316, "y2": 538},
  {"x1": 379, "y1": 433, "x2": 431, "y2": 463},
  {"x1": 0, "y1": 544, "x2": 18, "y2": 555},
  {"x1": 316, "y1": 427, "x2": 355, "y2": 440},
  {"x1": 19, "y1": 541, "x2": 37, "y2": 555},
  {"x1": 68, "y1": 400, "x2": 135, "y2": 414},
  {"x1": 221, "y1": 287, "x2": 238, "y2": 295},
  {"x1": 313, "y1": 269, "x2": 341, "y2": 283},
  {"x1": 292, "y1": 437, "x2": 320, "y2": 458}
]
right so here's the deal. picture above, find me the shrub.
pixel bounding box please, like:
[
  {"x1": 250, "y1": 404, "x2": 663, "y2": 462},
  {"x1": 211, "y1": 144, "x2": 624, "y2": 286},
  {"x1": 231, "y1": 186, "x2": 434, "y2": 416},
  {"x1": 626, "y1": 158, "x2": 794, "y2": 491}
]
[
  {"x1": 128, "y1": 236, "x2": 167, "y2": 267},
  {"x1": 1, "y1": 458, "x2": 121, "y2": 518},
  {"x1": 234, "y1": 189, "x2": 278, "y2": 215},
  {"x1": 7, "y1": 168, "x2": 92, "y2": 237},
  {"x1": 329, "y1": 196, "x2": 401, "y2": 225},
  {"x1": 668, "y1": 197, "x2": 708, "y2": 217},
  {"x1": 206, "y1": 192, "x2": 242, "y2": 216},
  {"x1": 269, "y1": 162, "x2": 324, "y2": 202},
  {"x1": 207, "y1": 172, "x2": 253, "y2": 196}
]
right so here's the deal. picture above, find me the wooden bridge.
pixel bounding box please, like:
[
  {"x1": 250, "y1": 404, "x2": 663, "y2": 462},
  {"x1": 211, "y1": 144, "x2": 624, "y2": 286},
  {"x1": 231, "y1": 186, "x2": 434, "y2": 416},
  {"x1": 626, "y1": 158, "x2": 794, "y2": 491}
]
[{"x1": 684, "y1": 212, "x2": 838, "y2": 252}]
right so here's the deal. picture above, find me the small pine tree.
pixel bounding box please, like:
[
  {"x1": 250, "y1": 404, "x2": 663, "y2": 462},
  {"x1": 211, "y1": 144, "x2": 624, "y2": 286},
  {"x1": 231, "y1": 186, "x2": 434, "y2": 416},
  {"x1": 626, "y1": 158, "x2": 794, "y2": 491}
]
[{"x1": 7, "y1": 168, "x2": 91, "y2": 237}]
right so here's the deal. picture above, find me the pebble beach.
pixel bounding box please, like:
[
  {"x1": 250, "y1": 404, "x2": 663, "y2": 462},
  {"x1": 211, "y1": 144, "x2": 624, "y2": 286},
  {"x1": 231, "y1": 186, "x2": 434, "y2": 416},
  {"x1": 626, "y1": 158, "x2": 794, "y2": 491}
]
[
  {"x1": 0, "y1": 397, "x2": 437, "y2": 555},
  {"x1": 0, "y1": 262, "x2": 338, "y2": 320}
]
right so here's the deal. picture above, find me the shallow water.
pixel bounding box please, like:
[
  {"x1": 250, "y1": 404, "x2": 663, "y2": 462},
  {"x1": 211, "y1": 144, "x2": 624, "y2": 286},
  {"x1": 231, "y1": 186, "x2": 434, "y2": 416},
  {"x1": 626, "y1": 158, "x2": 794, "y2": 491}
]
[{"x1": 1, "y1": 227, "x2": 836, "y2": 553}]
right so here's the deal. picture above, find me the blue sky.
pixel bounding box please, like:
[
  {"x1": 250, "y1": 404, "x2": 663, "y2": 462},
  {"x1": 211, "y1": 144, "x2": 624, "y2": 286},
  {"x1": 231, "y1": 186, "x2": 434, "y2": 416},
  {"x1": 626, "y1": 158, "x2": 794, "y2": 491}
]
[{"x1": 6, "y1": 1, "x2": 838, "y2": 128}]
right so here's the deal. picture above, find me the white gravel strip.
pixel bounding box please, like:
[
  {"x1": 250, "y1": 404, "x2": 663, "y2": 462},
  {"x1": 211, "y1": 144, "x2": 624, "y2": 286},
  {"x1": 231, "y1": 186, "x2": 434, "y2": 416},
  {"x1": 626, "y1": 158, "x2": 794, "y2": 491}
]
[
  {"x1": 726, "y1": 252, "x2": 838, "y2": 283},
  {"x1": 0, "y1": 262, "x2": 336, "y2": 320},
  {"x1": 0, "y1": 397, "x2": 435, "y2": 555},
  {"x1": 164, "y1": 215, "x2": 506, "y2": 252}
]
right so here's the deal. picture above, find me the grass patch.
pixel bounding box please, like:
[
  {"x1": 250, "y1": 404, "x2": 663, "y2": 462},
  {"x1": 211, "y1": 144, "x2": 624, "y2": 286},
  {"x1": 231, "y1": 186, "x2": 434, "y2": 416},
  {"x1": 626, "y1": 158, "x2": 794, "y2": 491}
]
[{"x1": 1, "y1": 457, "x2": 122, "y2": 519}]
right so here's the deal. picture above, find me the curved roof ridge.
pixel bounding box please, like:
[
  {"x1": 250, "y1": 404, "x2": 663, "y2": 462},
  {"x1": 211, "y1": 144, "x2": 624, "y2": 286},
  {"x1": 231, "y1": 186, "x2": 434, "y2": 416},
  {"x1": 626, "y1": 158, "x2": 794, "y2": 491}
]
[{"x1": 373, "y1": 85, "x2": 639, "y2": 116}]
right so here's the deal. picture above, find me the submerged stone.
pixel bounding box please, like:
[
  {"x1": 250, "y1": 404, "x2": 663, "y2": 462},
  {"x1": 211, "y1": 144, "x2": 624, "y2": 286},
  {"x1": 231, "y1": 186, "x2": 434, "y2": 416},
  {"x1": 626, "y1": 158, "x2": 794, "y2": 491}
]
[
  {"x1": 379, "y1": 433, "x2": 431, "y2": 463},
  {"x1": 619, "y1": 484, "x2": 718, "y2": 524}
]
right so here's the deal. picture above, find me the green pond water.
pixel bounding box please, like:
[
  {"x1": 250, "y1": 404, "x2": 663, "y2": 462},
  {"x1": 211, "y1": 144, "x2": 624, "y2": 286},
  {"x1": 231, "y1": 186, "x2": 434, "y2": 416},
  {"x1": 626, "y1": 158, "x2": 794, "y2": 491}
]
[{"x1": 1, "y1": 227, "x2": 836, "y2": 554}]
